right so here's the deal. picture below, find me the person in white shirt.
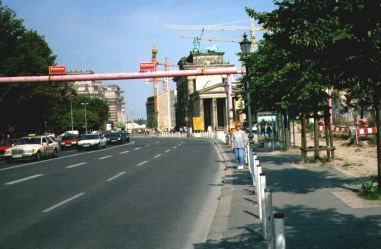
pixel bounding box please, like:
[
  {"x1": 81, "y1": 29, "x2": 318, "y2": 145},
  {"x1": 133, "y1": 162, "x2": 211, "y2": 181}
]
[{"x1": 230, "y1": 124, "x2": 248, "y2": 169}]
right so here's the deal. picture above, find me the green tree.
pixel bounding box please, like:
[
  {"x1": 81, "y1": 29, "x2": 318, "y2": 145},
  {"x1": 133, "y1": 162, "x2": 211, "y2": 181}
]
[{"x1": 0, "y1": 2, "x2": 74, "y2": 135}]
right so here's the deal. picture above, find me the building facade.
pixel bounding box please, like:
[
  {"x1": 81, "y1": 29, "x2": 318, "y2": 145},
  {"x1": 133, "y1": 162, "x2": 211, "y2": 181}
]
[
  {"x1": 70, "y1": 71, "x2": 126, "y2": 129},
  {"x1": 174, "y1": 52, "x2": 237, "y2": 131},
  {"x1": 157, "y1": 90, "x2": 177, "y2": 130}
]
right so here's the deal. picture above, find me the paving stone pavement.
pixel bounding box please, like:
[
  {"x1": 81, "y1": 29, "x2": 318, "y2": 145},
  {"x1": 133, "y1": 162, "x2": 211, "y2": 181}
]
[{"x1": 200, "y1": 141, "x2": 381, "y2": 249}]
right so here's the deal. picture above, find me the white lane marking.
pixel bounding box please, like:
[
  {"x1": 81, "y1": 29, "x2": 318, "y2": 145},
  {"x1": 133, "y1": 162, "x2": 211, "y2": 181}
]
[
  {"x1": 155, "y1": 141, "x2": 159, "y2": 144},
  {"x1": 98, "y1": 155, "x2": 112, "y2": 160},
  {"x1": 145, "y1": 144, "x2": 151, "y2": 147},
  {"x1": 172, "y1": 146, "x2": 177, "y2": 149},
  {"x1": 119, "y1": 150, "x2": 129, "y2": 154},
  {"x1": 66, "y1": 162, "x2": 87, "y2": 169},
  {"x1": 4, "y1": 174, "x2": 43, "y2": 185},
  {"x1": 106, "y1": 171, "x2": 126, "y2": 182},
  {"x1": 42, "y1": 192, "x2": 85, "y2": 213},
  {"x1": 137, "y1": 161, "x2": 148, "y2": 166},
  {"x1": 0, "y1": 141, "x2": 136, "y2": 172},
  {"x1": 154, "y1": 154, "x2": 162, "y2": 159},
  {"x1": 134, "y1": 147, "x2": 141, "y2": 151},
  {"x1": 165, "y1": 150, "x2": 170, "y2": 153}
]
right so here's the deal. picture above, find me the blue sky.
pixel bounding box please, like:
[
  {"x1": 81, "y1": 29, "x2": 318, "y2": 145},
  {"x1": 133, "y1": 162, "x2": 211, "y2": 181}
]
[{"x1": 3, "y1": 0, "x2": 275, "y2": 119}]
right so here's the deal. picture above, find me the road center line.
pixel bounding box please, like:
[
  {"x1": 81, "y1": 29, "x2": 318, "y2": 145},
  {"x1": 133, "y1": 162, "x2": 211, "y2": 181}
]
[
  {"x1": 119, "y1": 150, "x2": 129, "y2": 154},
  {"x1": 66, "y1": 162, "x2": 87, "y2": 169},
  {"x1": 172, "y1": 146, "x2": 177, "y2": 149},
  {"x1": 107, "y1": 171, "x2": 126, "y2": 182},
  {"x1": 137, "y1": 161, "x2": 148, "y2": 166},
  {"x1": 98, "y1": 155, "x2": 112, "y2": 160},
  {"x1": 4, "y1": 174, "x2": 43, "y2": 185},
  {"x1": 165, "y1": 149, "x2": 170, "y2": 153},
  {"x1": 145, "y1": 144, "x2": 151, "y2": 147},
  {"x1": 42, "y1": 192, "x2": 85, "y2": 213},
  {"x1": 154, "y1": 154, "x2": 162, "y2": 158},
  {"x1": 155, "y1": 141, "x2": 159, "y2": 143},
  {"x1": 134, "y1": 147, "x2": 141, "y2": 151}
]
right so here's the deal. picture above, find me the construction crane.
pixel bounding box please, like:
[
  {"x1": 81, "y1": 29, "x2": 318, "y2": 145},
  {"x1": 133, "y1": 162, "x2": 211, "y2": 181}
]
[
  {"x1": 179, "y1": 34, "x2": 260, "y2": 44},
  {"x1": 163, "y1": 18, "x2": 267, "y2": 52},
  {"x1": 144, "y1": 46, "x2": 177, "y2": 130}
]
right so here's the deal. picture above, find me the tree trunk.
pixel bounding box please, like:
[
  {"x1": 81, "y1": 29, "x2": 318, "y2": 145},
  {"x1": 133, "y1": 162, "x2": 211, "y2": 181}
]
[
  {"x1": 328, "y1": 111, "x2": 334, "y2": 160},
  {"x1": 324, "y1": 108, "x2": 331, "y2": 161},
  {"x1": 284, "y1": 112, "x2": 290, "y2": 151},
  {"x1": 374, "y1": 89, "x2": 381, "y2": 191},
  {"x1": 314, "y1": 111, "x2": 320, "y2": 160},
  {"x1": 301, "y1": 114, "x2": 307, "y2": 163}
]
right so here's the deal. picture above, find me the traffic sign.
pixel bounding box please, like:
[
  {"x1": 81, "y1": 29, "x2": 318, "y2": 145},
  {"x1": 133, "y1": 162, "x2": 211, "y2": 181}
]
[
  {"x1": 49, "y1": 66, "x2": 66, "y2": 75},
  {"x1": 139, "y1": 62, "x2": 156, "y2": 71}
]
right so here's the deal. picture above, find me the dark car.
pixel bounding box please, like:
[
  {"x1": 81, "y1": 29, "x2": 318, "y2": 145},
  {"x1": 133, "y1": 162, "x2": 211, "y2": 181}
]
[
  {"x1": 60, "y1": 135, "x2": 80, "y2": 150},
  {"x1": 105, "y1": 132, "x2": 125, "y2": 144},
  {"x1": 118, "y1": 131, "x2": 130, "y2": 142}
]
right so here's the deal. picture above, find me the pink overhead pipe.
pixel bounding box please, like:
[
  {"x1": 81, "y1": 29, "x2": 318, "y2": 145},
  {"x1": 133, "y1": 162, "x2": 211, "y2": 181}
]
[{"x1": 0, "y1": 68, "x2": 242, "y2": 83}]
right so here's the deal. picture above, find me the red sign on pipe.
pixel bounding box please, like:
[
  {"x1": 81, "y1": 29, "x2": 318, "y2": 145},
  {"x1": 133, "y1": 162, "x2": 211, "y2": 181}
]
[
  {"x1": 49, "y1": 66, "x2": 67, "y2": 75},
  {"x1": 139, "y1": 62, "x2": 156, "y2": 71}
]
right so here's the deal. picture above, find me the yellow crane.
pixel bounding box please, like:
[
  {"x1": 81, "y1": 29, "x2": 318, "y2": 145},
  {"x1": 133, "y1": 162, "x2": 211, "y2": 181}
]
[{"x1": 163, "y1": 18, "x2": 267, "y2": 52}]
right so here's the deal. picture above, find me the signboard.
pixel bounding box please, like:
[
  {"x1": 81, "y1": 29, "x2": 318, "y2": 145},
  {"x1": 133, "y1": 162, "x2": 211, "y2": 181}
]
[
  {"x1": 139, "y1": 62, "x2": 156, "y2": 71},
  {"x1": 235, "y1": 99, "x2": 245, "y2": 110},
  {"x1": 193, "y1": 117, "x2": 202, "y2": 131},
  {"x1": 48, "y1": 66, "x2": 66, "y2": 75}
]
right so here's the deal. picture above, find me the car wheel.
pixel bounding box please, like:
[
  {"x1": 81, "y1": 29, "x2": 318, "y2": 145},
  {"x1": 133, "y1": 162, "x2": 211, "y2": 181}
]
[
  {"x1": 97, "y1": 143, "x2": 101, "y2": 150},
  {"x1": 35, "y1": 151, "x2": 41, "y2": 161}
]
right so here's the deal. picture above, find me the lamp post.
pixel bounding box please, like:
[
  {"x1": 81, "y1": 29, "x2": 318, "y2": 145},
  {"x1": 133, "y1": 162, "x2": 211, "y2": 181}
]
[
  {"x1": 240, "y1": 33, "x2": 254, "y2": 148},
  {"x1": 81, "y1": 102, "x2": 88, "y2": 134}
]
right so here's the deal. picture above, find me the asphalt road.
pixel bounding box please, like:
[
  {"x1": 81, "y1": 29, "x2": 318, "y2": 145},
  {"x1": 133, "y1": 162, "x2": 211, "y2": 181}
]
[{"x1": 0, "y1": 137, "x2": 224, "y2": 249}]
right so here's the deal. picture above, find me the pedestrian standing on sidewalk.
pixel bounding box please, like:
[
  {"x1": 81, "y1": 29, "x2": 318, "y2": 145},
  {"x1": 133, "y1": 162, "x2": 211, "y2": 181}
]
[{"x1": 230, "y1": 124, "x2": 248, "y2": 169}]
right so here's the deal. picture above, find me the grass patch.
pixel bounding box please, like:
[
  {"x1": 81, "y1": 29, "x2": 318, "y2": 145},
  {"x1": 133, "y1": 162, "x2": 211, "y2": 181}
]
[{"x1": 342, "y1": 162, "x2": 351, "y2": 167}]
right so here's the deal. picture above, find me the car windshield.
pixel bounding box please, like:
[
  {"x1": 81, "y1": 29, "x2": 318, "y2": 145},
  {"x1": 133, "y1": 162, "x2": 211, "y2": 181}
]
[
  {"x1": 105, "y1": 133, "x2": 121, "y2": 138},
  {"x1": 0, "y1": 139, "x2": 19, "y2": 146},
  {"x1": 20, "y1": 137, "x2": 41, "y2": 144},
  {"x1": 81, "y1": 134, "x2": 99, "y2": 140}
]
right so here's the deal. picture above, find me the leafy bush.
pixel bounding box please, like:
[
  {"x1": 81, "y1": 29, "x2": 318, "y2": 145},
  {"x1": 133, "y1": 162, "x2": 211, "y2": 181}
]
[{"x1": 359, "y1": 178, "x2": 380, "y2": 200}]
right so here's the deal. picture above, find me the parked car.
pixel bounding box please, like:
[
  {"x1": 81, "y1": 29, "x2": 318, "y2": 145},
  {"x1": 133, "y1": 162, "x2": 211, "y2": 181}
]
[
  {"x1": 3, "y1": 135, "x2": 60, "y2": 162},
  {"x1": 0, "y1": 138, "x2": 20, "y2": 158},
  {"x1": 60, "y1": 134, "x2": 80, "y2": 150},
  {"x1": 118, "y1": 131, "x2": 130, "y2": 142},
  {"x1": 77, "y1": 133, "x2": 107, "y2": 150},
  {"x1": 105, "y1": 132, "x2": 128, "y2": 144}
]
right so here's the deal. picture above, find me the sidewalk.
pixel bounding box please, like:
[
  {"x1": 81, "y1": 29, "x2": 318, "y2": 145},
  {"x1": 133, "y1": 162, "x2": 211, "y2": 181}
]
[
  {"x1": 201, "y1": 141, "x2": 267, "y2": 249},
  {"x1": 202, "y1": 141, "x2": 381, "y2": 249}
]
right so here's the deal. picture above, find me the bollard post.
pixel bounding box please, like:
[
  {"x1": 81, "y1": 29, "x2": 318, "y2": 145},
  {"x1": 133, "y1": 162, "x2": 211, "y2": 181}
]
[
  {"x1": 254, "y1": 159, "x2": 260, "y2": 186},
  {"x1": 256, "y1": 164, "x2": 262, "y2": 219},
  {"x1": 273, "y1": 213, "x2": 286, "y2": 249},
  {"x1": 265, "y1": 188, "x2": 274, "y2": 249},
  {"x1": 260, "y1": 173, "x2": 267, "y2": 235}
]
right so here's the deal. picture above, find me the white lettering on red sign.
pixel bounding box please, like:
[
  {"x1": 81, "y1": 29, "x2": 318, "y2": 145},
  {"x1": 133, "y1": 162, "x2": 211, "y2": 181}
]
[{"x1": 139, "y1": 62, "x2": 156, "y2": 71}]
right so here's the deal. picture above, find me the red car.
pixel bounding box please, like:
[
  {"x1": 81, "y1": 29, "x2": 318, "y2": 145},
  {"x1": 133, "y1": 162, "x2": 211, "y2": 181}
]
[
  {"x1": 60, "y1": 135, "x2": 80, "y2": 150},
  {"x1": 0, "y1": 138, "x2": 20, "y2": 158}
]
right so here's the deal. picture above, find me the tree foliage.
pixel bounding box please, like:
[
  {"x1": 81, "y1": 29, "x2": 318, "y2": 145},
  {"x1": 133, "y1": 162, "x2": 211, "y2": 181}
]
[
  {"x1": 0, "y1": 2, "x2": 110, "y2": 135},
  {"x1": 244, "y1": 0, "x2": 381, "y2": 188}
]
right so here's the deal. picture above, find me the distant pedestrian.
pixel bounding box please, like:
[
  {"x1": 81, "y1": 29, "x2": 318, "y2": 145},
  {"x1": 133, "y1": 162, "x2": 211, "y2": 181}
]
[{"x1": 230, "y1": 124, "x2": 248, "y2": 169}]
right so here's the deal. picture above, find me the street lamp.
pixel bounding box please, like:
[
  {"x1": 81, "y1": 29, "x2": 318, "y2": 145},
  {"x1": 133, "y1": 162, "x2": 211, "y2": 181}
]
[
  {"x1": 239, "y1": 33, "x2": 254, "y2": 148},
  {"x1": 81, "y1": 102, "x2": 88, "y2": 134}
]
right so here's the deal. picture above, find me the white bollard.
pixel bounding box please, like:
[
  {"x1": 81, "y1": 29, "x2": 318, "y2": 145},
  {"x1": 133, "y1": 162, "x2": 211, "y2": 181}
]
[
  {"x1": 265, "y1": 188, "x2": 274, "y2": 249},
  {"x1": 254, "y1": 159, "x2": 260, "y2": 186},
  {"x1": 256, "y1": 164, "x2": 262, "y2": 219},
  {"x1": 260, "y1": 173, "x2": 267, "y2": 235},
  {"x1": 274, "y1": 213, "x2": 286, "y2": 249}
]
